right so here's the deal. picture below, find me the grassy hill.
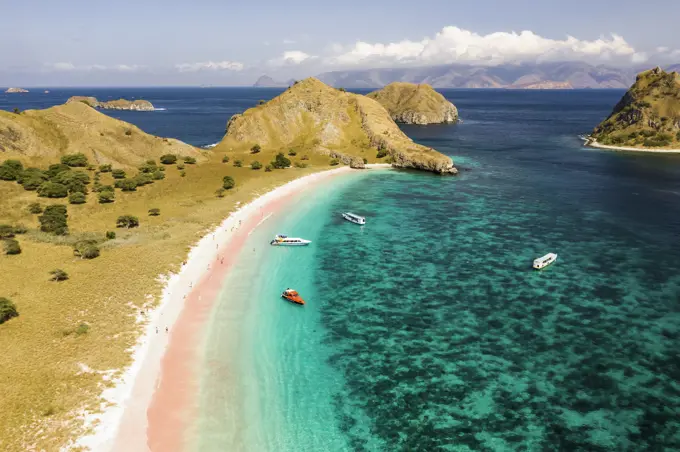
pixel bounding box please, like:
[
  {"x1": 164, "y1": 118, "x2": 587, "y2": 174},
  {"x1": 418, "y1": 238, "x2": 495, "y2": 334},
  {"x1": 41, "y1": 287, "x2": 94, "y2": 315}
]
[
  {"x1": 219, "y1": 77, "x2": 457, "y2": 174},
  {"x1": 590, "y1": 67, "x2": 680, "y2": 149},
  {"x1": 0, "y1": 100, "x2": 348, "y2": 451},
  {"x1": 366, "y1": 82, "x2": 459, "y2": 124},
  {"x1": 0, "y1": 102, "x2": 199, "y2": 167}
]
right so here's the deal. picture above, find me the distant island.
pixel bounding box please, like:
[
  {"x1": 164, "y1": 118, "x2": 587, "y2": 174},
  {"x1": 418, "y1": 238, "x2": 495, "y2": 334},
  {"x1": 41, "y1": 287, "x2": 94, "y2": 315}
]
[
  {"x1": 367, "y1": 82, "x2": 458, "y2": 125},
  {"x1": 223, "y1": 77, "x2": 457, "y2": 174},
  {"x1": 253, "y1": 75, "x2": 296, "y2": 88},
  {"x1": 5, "y1": 87, "x2": 29, "y2": 93},
  {"x1": 587, "y1": 67, "x2": 680, "y2": 152},
  {"x1": 67, "y1": 96, "x2": 155, "y2": 111}
]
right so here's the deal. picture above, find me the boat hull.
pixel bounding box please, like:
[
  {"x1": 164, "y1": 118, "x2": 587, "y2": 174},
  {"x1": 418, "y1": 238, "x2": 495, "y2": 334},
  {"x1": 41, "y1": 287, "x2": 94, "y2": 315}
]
[{"x1": 342, "y1": 214, "x2": 365, "y2": 225}]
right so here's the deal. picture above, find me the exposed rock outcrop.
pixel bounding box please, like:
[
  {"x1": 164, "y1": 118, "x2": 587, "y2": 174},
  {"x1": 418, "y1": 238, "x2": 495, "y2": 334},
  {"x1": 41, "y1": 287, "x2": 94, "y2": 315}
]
[
  {"x1": 589, "y1": 67, "x2": 680, "y2": 149},
  {"x1": 220, "y1": 77, "x2": 456, "y2": 174},
  {"x1": 5, "y1": 88, "x2": 29, "y2": 93},
  {"x1": 367, "y1": 83, "x2": 458, "y2": 125},
  {"x1": 66, "y1": 96, "x2": 155, "y2": 111}
]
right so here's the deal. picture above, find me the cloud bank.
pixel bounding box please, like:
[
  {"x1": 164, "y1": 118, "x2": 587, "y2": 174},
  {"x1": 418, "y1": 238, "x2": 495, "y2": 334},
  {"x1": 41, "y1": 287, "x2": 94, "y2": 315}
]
[{"x1": 174, "y1": 61, "x2": 244, "y2": 72}]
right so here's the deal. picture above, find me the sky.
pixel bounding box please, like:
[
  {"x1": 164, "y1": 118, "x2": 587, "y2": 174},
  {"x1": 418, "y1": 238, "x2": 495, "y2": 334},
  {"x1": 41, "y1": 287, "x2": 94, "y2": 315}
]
[{"x1": 1, "y1": 0, "x2": 679, "y2": 86}]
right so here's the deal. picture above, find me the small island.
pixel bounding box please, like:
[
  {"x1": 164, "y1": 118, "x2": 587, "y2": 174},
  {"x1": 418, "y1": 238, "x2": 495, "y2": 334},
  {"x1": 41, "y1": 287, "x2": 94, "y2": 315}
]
[
  {"x1": 67, "y1": 96, "x2": 155, "y2": 111},
  {"x1": 587, "y1": 67, "x2": 680, "y2": 152},
  {"x1": 5, "y1": 87, "x2": 29, "y2": 93},
  {"x1": 222, "y1": 77, "x2": 457, "y2": 174},
  {"x1": 366, "y1": 82, "x2": 459, "y2": 125}
]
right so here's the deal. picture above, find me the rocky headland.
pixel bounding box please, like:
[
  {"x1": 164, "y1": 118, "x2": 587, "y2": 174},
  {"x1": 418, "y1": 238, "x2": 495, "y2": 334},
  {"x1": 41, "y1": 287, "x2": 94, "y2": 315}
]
[
  {"x1": 221, "y1": 78, "x2": 457, "y2": 174},
  {"x1": 67, "y1": 96, "x2": 155, "y2": 111},
  {"x1": 588, "y1": 67, "x2": 680, "y2": 151},
  {"x1": 5, "y1": 87, "x2": 29, "y2": 93},
  {"x1": 367, "y1": 82, "x2": 458, "y2": 125}
]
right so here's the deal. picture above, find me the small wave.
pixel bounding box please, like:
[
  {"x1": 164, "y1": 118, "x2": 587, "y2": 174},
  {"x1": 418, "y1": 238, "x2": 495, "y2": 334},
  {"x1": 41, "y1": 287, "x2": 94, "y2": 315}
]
[
  {"x1": 153, "y1": 108, "x2": 167, "y2": 111},
  {"x1": 202, "y1": 142, "x2": 219, "y2": 149}
]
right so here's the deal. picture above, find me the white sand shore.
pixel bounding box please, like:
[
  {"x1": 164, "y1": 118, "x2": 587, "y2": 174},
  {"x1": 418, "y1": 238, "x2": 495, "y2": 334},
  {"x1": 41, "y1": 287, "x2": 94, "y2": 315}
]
[
  {"x1": 72, "y1": 164, "x2": 390, "y2": 451},
  {"x1": 585, "y1": 138, "x2": 680, "y2": 154}
]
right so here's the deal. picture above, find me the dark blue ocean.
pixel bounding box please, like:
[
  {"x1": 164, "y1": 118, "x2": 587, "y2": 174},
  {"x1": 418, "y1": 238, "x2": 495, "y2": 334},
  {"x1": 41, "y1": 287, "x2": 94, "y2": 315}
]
[{"x1": 3, "y1": 88, "x2": 680, "y2": 450}]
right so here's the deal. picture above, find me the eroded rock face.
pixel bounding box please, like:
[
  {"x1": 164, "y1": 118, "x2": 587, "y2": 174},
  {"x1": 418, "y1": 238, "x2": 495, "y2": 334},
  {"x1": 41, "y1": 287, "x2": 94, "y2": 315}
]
[
  {"x1": 221, "y1": 77, "x2": 457, "y2": 175},
  {"x1": 66, "y1": 96, "x2": 155, "y2": 111},
  {"x1": 5, "y1": 88, "x2": 29, "y2": 93},
  {"x1": 367, "y1": 83, "x2": 459, "y2": 125}
]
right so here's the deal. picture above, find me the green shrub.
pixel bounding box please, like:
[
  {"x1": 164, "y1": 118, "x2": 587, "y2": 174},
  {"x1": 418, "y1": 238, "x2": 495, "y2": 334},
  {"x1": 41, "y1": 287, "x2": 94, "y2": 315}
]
[
  {"x1": 138, "y1": 162, "x2": 158, "y2": 174},
  {"x1": 39, "y1": 205, "x2": 68, "y2": 235},
  {"x1": 0, "y1": 297, "x2": 19, "y2": 324},
  {"x1": 50, "y1": 269, "x2": 69, "y2": 282},
  {"x1": 148, "y1": 208, "x2": 161, "y2": 216},
  {"x1": 363, "y1": 158, "x2": 368, "y2": 164},
  {"x1": 18, "y1": 168, "x2": 48, "y2": 191},
  {"x1": 125, "y1": 129, "x2": 133, "y2": 136},
  {"x1": 222, "y1": 155, "x2": 230, "y2": 163},
  {"x1": 12, "y1": 224, "x2": 27, "y2": 235},
  {"x1": 160, "y1": 154, "x2": 178, "y2": 164},
  {"x1": 0, "y1": 225, "x2": 15, "y2": 239},
  {"x1": 183, "y1": 156, "x2": 197, "y2": 164},
  {"x1": 215, "y1": 188, "x2": 226, "y2": 198},
  {"x1": 329, "y1": 158, "x2": 340, "y2": 166},
  {"x1": 251, "y1": 161, "x2": 263, "y2": 170},
  {"x1": 265, "y1": 165, "x2": 272, "y2": 172},
  {"x1": 152, "y1": 171, "x2": 165, "y2": 180},
  {"x1": 233, "y1": 160, "x2": 243, "y2": 167},
  {"x1": 69, "y1": 192, "x2": 86, "y2": 204},
  {"x1": 251, "y1": 144, "x2": 261, "y2": 154},
  {"x1": 116, "y1": 215, "x2": 139, "y2": 228},
  {"x1": 288, "y1": 149, "x2": 297, "y2": 156},
  {"x1": 272, "y1": 153, "x2": 291, "y2": 169},
  {"x1": 294, "y1": 161, "x2": 308, "y2": 168},
  {"x1": 4, "y1": 239, "x2": 21, "y2": 255},
  {"x1": 338, "y1": 87, "x2": 347, "y2": 92},
  {"x1": 301, "y1": 155, "x2": 309, "y2": 160},
  {"x1": 106, "y1": 231, "x2": 116, "y2": 240},
  {"x1": 73, "y1": 240, "x2": 100, "y2": 259},
  {"x1": 258, "y1": 100, "x2": 266, "y2": 105},
  {"x1": 112, "y1": 169, "x2": 126, "y2": 179},
  {"x1": 133, "y1": 173, "x2": 153, "y2": 186},
  {"x1": 0, "y1": 159, "x2": 23, "y2": 181},
  {"x1": 376, "y1": 149, "x2": 389, "y2": 158},
  {"x1": 222, "y1": 176, "x2": 235, "y2": 190},
  {"x1": 61, "y1": 153, "x2": 88, "y2": 167},
  {"x1": 38, "y1": 182, "x2": 68, "y2": 198},
  {"x1": 640, "y1": 129, "x2": 656, "y2": 137},
  {"x1": 28, "y1": 202, "x2": 43, "y2": 214},
  {"x1": 76, "y1": 323, "x2": 90, "y2": 335},
  {"x1": 180, "y1": 171, "x2": 186, "y2": 177},
  {"x1": 117, "y1": 179, "x2": 138, "y2": 192},
  {"x1": 99, "y1": 164, "x2": 112, "y2": 173},
  {"x1": 176, "y1": 163, "x2": 185, "y2": 170}
]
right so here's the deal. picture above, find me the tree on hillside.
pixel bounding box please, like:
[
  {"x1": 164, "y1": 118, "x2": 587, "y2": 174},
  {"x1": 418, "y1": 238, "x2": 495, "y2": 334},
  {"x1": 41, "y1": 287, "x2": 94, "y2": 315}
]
[
  {"x1": 251, "y1": 161, "x2": 262, "y2": 170},
  {"x1": 99, "y1": 164, "x2": 112, "y2": 173},
  {"x1": 69, "y1": 192, "x2": 87, "y2": 204},
  {"x1": 17, "y1": 168, "x2": 48, "y2": 191},
  {"x1": 46, "y1": 163, "x2": 71, "y2": 179},
  {"x1": 116, "y1": 179, "x2": 138, "y2": 192},
  {"x1": 49, "y1": 269, "x2": 69, "y2": 282},
  {"x1": 222, "y1": 176, "x2": 235, "y2": 190},
  {"x1": 39, "y1": 205, "x2": 68, "y2": 235},
  {"x1": 28, "y1": 202, "x2": 43, "y2": 214},
  {"x1": 233, "y1": 160, "x2": 243, "y2": 167},
  {"x1": 251, "y1": 144, "x2": 261, "y2": 154},
  {"x1": 0, "y1": 159, "x2": 23, "y2": 181},
  {"x1": 222, "y1": 155, "x2": 230, "y2": 163},
  {"x1": 3, "y1": 239, "x2": 21, "y2": 255},
  {"x1": 0, "y1": 224, "x2": 15, "y2": 239},
  {"x1": 61, "y1": 153, "x2": 89, "y2": 167},
  {"x1": 183, "y1": 156, "x2": 196, "y2": 164},
  {"x1": 148, "y1": 208, "x2": 160, "y2": 216},
  {"x1": 330, "y1": 158, "x2": 340, "y2": 166},
  {"x1": 116, "y1": 215, "x2": 139, "y2": 229},
  {"x1": 38, "y1": 182, "x2": 68, "y2": 198},
  {"x1": 160, "y1": 154, "x2": 178, "y2": 164},
  {"x1": 0, "y1": 297, "x2": 19, "y2": 324},
  {"x1": 272, "y1": 153, "x2": 291, "y2": 169},
  {"x1": 111, "y1": 169, "x2": 126, "y2": 179},
  {"x1": 73, "y1": 240, "x2": 100, "y2": 259}
]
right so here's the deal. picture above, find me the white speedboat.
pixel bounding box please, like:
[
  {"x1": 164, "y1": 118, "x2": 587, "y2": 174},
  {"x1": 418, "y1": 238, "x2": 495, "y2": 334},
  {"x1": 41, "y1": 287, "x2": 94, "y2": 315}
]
[
  {"x1": 342, "y1": 212, "x2": 365, "y2": 225},
  {"x1": 533, "y1": 253, "x2": 557, "y2": 270},
  {"x1": 270, "y1": 234, "x2": 311, "y2": 246}
]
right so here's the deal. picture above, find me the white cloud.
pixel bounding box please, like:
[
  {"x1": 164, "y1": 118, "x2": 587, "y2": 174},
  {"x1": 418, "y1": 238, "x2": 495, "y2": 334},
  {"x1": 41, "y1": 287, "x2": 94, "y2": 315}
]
[
  {"x1": 47, "y1": 62, "x2": 141, "y2": 72},
  {"x1": 174, "y1": 61, "x2": 244, "y2": 72},
  {"x1": 268, "y1": 51, "x2": 315, "y2": 66},
  {"x1": 324, "y1": 26, "x2": 643, "y2": 67}
]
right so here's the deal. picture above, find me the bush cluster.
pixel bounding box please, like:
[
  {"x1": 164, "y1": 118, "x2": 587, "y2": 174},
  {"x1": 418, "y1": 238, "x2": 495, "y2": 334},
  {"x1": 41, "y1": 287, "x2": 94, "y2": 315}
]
[
  {"x1": 39, "y1": 205, "x2": 68, "y2": 235},
  {"x1": 251, "y1": 144, "x2": 261, "y2": 154},
  {"x1": 222, "y1": 176, "x2": 235, "y2": 190},
  {"x1": 116, "y1": 215, "x2": 139, "y2": 228},
  {"x1": 251, "y1": 161, "x2": 263, "y2": 170},
  {"x1": 160, "y1": 154, "x2": 177, "y2": 165},
  {"x1": 3, "y1": 239, "x2": 21, "y2": 255},
  {"x1": 271, "y1": 153, "x2": 291, "y2": 169},
  {"x1": 183, "y1": 156, "x2": 196, "y2": 164},
  {"x1": 0, "y1": 297, "x2": 19, "y2": 325},
  {"x1": 50, "y1": 269, "x2": 69, "y2": 282},
  {"x1": 0, "y1": 159, "x2": 23, "y2": 181},
  {"x1": 148, "y1": 208, "x2": 160, "y2": 216},
  {"x1": 61, "y1": 153, "x2": 88, "y2": 167},
  {"x1": 73, "y1": 240, "x2": 100, "y2": 259}
]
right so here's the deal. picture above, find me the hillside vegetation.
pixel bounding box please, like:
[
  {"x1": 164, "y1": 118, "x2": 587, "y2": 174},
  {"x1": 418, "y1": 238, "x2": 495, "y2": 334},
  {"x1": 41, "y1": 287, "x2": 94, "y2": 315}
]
[
  {"x1": 367, "y1": 82, "x2": 459, "y2": 124},
  {"x1": 0, "y1": 99, "x2": 348, "y2": 451},
  {"x1": 219, "y1": 77, "x2": 457, "y2": 174},
  {"x1": 0, "y1": 102, "x2": 196, "y2": 167},
  {"x1": 591, "y1": 67, "x2": 680, "y2": 149}
]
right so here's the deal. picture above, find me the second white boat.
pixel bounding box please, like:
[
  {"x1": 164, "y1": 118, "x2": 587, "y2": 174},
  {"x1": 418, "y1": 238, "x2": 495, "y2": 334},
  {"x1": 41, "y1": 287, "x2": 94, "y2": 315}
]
[{"x1": 270, "y1": 234, "x2": 311, "y2": 246}]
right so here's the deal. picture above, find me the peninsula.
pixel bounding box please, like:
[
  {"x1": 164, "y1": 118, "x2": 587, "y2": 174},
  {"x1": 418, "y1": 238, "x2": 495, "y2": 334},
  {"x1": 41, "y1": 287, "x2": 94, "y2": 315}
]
[
  {"x1": 5, "y1": 87, "x2": 29, "y2": 93},
  {"x1": 67, "y1": 96, "x2": 156, "y2": 111},
  {"x1": 587, "y1": 67, "x2": 680, "y2": 152},
  {"x1": 366, "y1": 82, "x2": 459, "y2": 125},
  {"x1": 221, "y1": 77, "x2": 457, "y2": 173}
]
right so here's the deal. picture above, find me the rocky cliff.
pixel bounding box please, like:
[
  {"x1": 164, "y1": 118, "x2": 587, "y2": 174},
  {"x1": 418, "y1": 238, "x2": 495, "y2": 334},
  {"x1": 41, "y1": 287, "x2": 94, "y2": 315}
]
[
  {"x1": 220, "y1": 78, "x2": 456, "y2": 174},
  {"x1": 5, "y1": 87, "x2": 29, "y2": 93},
  {"x1": 589, "y1": 67, "x2": 680, "y2": 149},
  {"x1": 0, "y1": 101, "x2": 200, "y2": 167},
  {"x1": 66, "y1": 96, "x2": 155, "y2": 111},
  {"x1": 367, "y1": 83, "x2": 458, "y2": 125}
]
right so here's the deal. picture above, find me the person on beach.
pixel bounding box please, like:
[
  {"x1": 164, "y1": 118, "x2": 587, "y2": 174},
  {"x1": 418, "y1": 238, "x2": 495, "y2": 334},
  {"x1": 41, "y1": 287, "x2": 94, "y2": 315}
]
[
  {"x1": 155, "y1": 327, "x2": 158, "y2": 334},
  {"x1": 165, "y1": 327, "x2": 168, "y2": 333}
]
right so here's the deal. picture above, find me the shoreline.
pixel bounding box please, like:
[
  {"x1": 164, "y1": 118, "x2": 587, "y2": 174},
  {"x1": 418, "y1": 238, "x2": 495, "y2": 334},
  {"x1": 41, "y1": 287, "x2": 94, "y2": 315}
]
[
  {"x1": 74, "y1": 164, "x2": 389, "y2": 451},
  {"x1": 584, "y1": 137, "x2": 680, "y2": 154}
]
